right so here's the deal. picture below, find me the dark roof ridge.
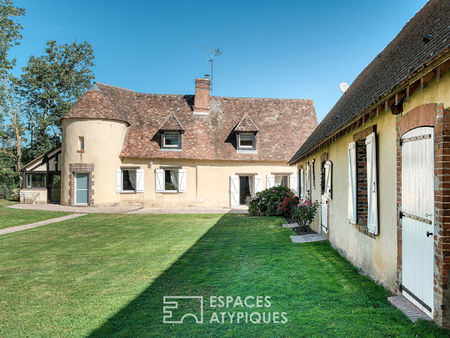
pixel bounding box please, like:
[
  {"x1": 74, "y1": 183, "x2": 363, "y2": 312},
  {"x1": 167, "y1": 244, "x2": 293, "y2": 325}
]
[
  {"x1": 289, "y1": 0, "x2": 450, "y2": 164},
  {"x1": 95, "y1": 82, "x2": 136, "y2": 93},
  {"x1": 94, "y1": 82, "x2": 314, "y2": 102}
]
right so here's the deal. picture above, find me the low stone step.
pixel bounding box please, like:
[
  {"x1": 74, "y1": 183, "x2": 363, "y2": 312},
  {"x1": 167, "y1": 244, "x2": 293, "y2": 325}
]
[
  {"x1": 387, "y1": 295, "x2": 432, "y2": 323},
  {"x1": 290, "y1": 234, "x2": 326, "y2": 243},
  {"x1": 282, "y1": 223, "x2": 298, "y2": 228}
]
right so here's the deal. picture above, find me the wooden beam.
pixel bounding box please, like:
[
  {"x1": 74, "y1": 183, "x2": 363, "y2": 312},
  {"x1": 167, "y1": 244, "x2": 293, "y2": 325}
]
[
  {"x1": 420, "y1": 71, "x2": 435, "y2": 91},
  {"x1": 436, "y1": 66, "x2": 441, "y2": 81},
  {"x1": 406, "y1": 85, "x2": 410, "y2": 100}
]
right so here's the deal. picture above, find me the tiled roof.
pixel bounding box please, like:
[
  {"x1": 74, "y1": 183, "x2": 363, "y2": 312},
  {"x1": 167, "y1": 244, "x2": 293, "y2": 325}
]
[
  {"x1": 235, "y1": 114, "x2": 259, "y2": 132},
  {"x1": 159, "y1": 112, "x2": 184, "y2": 131},
  {"x1": 63, "y1": 83, "x2": 317, "y2": 162},
  {"x1": 289, "y1": 0, "x2": 450, "y2": 164}
]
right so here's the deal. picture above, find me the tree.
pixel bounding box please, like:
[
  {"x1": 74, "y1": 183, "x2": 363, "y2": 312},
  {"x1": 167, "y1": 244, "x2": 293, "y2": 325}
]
[
  {"x1": 19, "y1": 40, "x2": 95, "y2": 161},
  {"x1": 0, "y1": 1, "x2": 95, "y2": 199},
  {"x1": 0, "y1": 0, "x2": 24, "y2": 199},
  {"x1": 0, "y1": 79, "x2": 24, "y2": 170},
  {"x1": 0, "y1": 0, "x2": 25, "y2": 78}
]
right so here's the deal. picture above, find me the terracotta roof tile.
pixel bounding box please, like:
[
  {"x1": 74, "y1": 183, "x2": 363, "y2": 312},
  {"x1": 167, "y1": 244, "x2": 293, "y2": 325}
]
[
  {"x1": 235, "y1": 114, "x2": 259, "y2": 132},
  {"x1": 63, "y1": 84, "x2": 317, "y2": 162},
  {"x1": 159, "y1": 112, "x2": 184, "y2": 131}
]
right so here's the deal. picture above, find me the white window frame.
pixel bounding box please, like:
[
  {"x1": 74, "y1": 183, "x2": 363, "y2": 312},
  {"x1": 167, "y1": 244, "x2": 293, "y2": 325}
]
[
  {"x1": 163, "y1": 169, "x2": 178, "y2": 192},
  {"x1": 348, "y1": 142, "x2": 357, "y2": 224},
  {"x1": 162, "y1": 131, "x2": 181, "y2": 148},
  {"x1": 273, "y1": 174, "x2": 290, "y2": 187},
  {"x1": 366, "y1": 132, "x2": 378, "y2": 235},
  {"x1": 116, "y1": 168, "x2": 144, "y2": 193},
  {"x1": 155, "y1": 168, "x2": 186, "y2": 193},
  {"x1": 300, "y1": 169, "x2": 305, "y2": 199},
  {"x1": 78, "y1": 136, "x2": 84, "y2": 152},
  {"x1": 122, "y1": 168, "x2": 137, "y2": 192},
  {"x1": 25, "y1": 174, "x2": 46, "y2": 188},
  {"x1": 237, "y1": 132, "x2": 256, "y2": 150}
]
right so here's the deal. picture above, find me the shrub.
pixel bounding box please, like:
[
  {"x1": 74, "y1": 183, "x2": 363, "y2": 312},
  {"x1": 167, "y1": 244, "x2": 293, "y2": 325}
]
[
  {"x1": 248, "y1": 185, "x2": 299, "y2": 217},
  {"x1": 291, "y1": 199, "x2": 320, "y2": 228}
]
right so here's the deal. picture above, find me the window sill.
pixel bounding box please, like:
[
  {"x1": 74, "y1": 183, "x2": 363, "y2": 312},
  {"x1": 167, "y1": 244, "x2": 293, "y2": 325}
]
[
  {"x1": 77, "y1": 150, "x2": 85, "y2": 153},
  {"x1": 352, "y1": 223, "x2": 376, "y2": 239},
  {"x1": 237, "y1": 149, "x2": 257, "y2": 154},
  {"x1": 160, "y1": 148, "x2": 182, "y2": 152},
  {"x1": 118, "y1": 191, "x2": 143, "y2": 194},
  {"x1": 157, "y1": 191, "x2": 184, "y2": 194}
]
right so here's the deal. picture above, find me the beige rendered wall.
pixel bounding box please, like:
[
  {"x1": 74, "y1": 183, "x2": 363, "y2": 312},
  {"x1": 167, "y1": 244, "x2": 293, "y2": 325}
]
[
  {"x1": 61, "y1": 119, "x2": 297, "y2": 207},
  {"x1": 295, "y1": 72, "x2": 450, "y2": 291},
  {"x1": 118, "y1": 158, "x2": 297, "y2": 207},
  {"x1": 61, "y1": 119, "x2": 128, "y2": 206}
]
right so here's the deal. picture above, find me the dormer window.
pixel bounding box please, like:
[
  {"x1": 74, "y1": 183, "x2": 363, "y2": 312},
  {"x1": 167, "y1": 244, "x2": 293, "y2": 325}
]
[
  {"x1": 234, "y1": 114, "x2": 259, "y2": 152},
  {"x1": 159, "y1": 112, "x2": 184, "y2": 151},
  {"x1": 163, "y1": 131, "x2": 181, "y2": 149},
  {"x1": 237, "y1": 132, "x2": 256, "y2": 150}
]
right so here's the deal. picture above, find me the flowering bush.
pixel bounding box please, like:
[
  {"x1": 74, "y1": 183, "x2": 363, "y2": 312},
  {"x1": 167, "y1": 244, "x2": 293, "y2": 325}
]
[
  {"x1": 248, "y1": 185, "x2": 299, "y2": 217},
  {"x1": 291, "y1": 199, "x2": 319, "y2": 228}
]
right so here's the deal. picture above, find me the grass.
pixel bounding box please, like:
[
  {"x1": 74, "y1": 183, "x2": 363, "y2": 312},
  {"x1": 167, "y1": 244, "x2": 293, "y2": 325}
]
[
  {"x1": 0, "y1": 213, "x2": 448, "y2": 337},
  {"x1": 0, "y1": 198, "x2": 18, "y2": 207},
  {"x1": 0, "y1": 199, "x2": 69, "y2": 230}
]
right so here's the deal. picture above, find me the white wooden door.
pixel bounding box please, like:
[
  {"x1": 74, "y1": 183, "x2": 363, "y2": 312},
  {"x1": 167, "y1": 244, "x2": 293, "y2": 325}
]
[
  {"x1": 321, "y1": 195, "x2": 328, "y2": 233},
  {"x1": 230, "y1": 175, "x2": 239, "y2": 207},
  {"x1": 321, "y1": 161, "x2": 332, "y2": 233},
  {"x1": 401, "y1": 127, "x2": 434, "y2": 316}
]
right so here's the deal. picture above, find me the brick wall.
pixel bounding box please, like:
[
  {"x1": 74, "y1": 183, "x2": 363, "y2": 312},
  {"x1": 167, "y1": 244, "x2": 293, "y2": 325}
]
[
  {"x1": 396, "y1": 103, "x2": 450, "y2": 327},
  {"x1": 433, "y1": 104, "x2": 450, "y2": 327},
  {"x1": 356, "y1": 140, "x2": 368, "y2": 227}
]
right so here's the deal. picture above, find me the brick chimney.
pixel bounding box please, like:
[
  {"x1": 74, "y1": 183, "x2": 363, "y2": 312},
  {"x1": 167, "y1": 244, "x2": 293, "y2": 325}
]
[{"x1": 193, "y1": 78, "x2": 210, "y2": 114}]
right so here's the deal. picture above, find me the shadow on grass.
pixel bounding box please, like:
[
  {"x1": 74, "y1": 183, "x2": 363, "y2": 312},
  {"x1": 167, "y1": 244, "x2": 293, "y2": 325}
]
[{"x1": 88, "y1": 213, "x2": 449, "y2": 337}]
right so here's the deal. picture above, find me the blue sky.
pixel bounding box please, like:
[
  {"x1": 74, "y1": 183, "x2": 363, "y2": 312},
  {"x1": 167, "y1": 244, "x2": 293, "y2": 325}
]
[{"x1": 12, "y1": 0, "x2": 427, "y2": 121}]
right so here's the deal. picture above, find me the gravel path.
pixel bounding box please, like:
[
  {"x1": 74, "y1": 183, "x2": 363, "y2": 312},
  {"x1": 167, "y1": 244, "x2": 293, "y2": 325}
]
[
  {"x1": 0, "y1": 213, "x2": 86, "y2": 236},
  {"x1": 8, "y1": 204, "x2": 248, "y2": 214}
]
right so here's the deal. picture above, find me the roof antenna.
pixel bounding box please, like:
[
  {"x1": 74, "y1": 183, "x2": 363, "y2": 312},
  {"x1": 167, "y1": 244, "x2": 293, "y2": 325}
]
[{"x1": 201, "y1": 47, "x2": 222, "y2": 93}]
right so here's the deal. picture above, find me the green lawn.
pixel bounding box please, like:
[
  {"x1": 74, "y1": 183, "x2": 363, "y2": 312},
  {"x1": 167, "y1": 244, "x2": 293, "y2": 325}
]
[
  {"x1": 0, "y1": 213, "x2": 448, "y2": 337},
  {"x1": 0, "y1": 200, "x2": 69, "y2": 230}
]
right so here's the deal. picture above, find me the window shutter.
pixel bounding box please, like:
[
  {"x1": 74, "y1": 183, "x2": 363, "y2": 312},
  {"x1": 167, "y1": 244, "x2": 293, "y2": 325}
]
[
  {"x1": 230, "y1": 175, "x2": 239, "y2": 207},
  {"x1": 136, "y1": 169, "x2": 144, "y2": 192},
  {"x1": 155, "y1": 169, "x2": 164, "y2": 192},
  {"x1": 348, "y1": 142, "x2": 357, "y2": 223},
  {"x1": 366, "y1": 132, "x2": 378, "y2": 234},
  {"x1": 178, "y1": 169, "x2": 187, "y2": 192},
  {"x1": 325, "y1": 161, "x2": 332, "y2": 199},
  {"x1": 254, "y1": 175, "x2": 263, "y2": 193},
  {"x1": 266, "y1": 174, "x2": 275, "y2": 189},
  {"x1": 300, "y1": 169, "x2": 305, "y2": 199},
  {"x1": 289, "y1": 173, "x2": 298, "y2": 194},
  {"x1": 306, "y1": 165, "x2": 311, "y2": 199},
  {"x1": 116, "y1": 169, "x2": 122, "y2": 193}
]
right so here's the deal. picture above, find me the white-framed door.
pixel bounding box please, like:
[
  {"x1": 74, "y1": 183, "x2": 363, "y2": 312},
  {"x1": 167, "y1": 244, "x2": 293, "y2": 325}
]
[
  {"x1": 321, "y1": 195, "x2": 328, "y2": 233},
  {"x1": 401, "y1": 127, "x2": 434, "y2": 317},
  {"x1": 75, "y1": 173, "x2": 89, "y2": 205}
]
